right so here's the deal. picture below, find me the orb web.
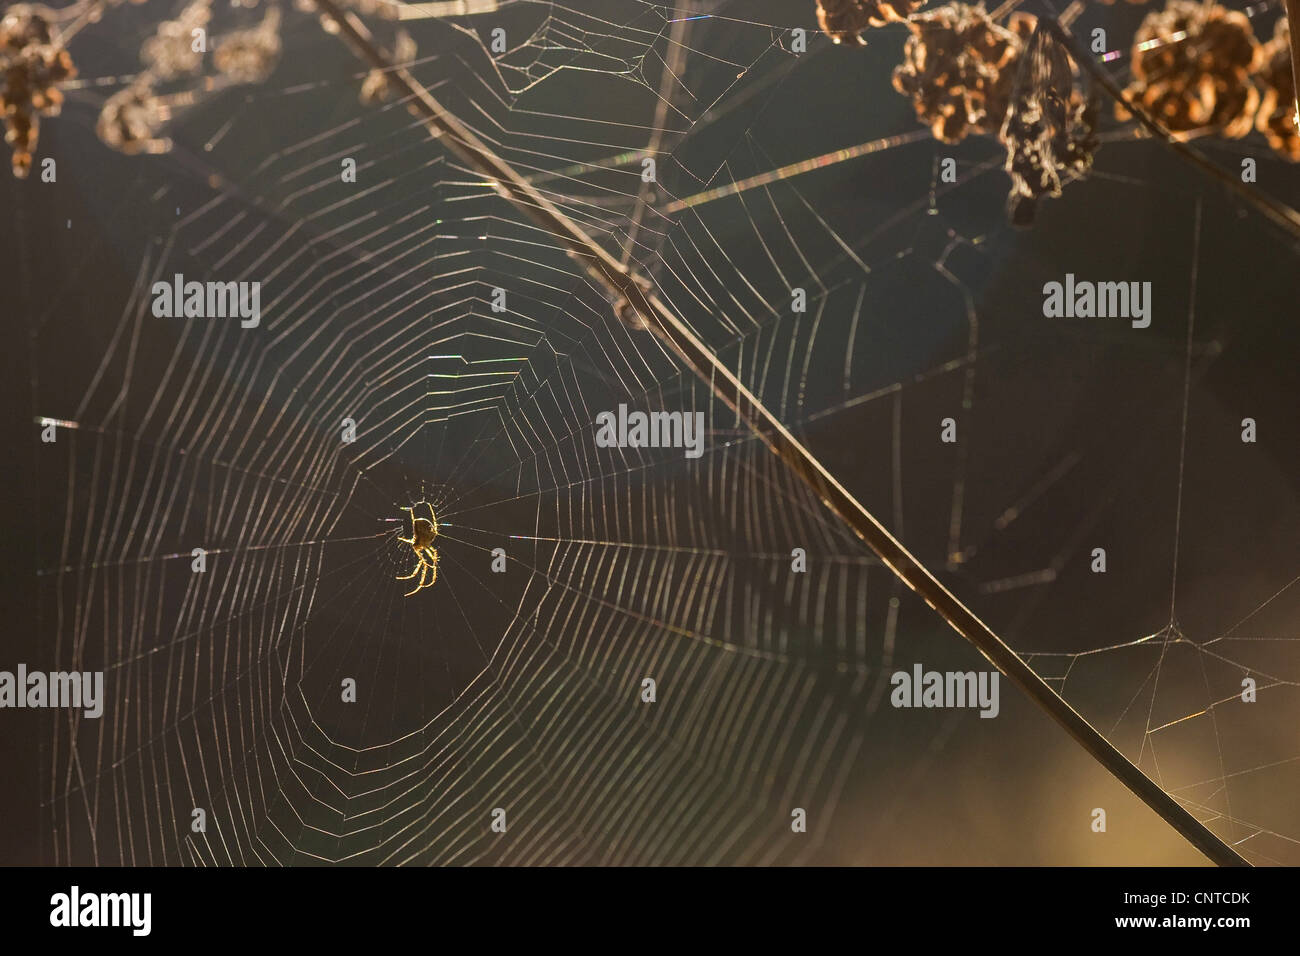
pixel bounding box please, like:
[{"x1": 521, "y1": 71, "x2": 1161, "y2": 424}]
[{"x1": 19, "y1": 0, "x2": 1300, "y2": 865}]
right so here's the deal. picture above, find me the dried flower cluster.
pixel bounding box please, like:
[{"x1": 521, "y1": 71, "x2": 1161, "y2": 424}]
[
  {"x1": 1122, "y1": 0, "x2": 1260, "y2": 139},
  {"x1": 888, "y1": 4, "x2": 1100, "y2": 224},
  {"x1": 0, "y1": 4, "x2": 76, "y2": 177},
  {"x1": 213, "y1": 7, "x2": 283, "y2": 85},
  {"x1": 816, "y1": 0, "x2": 928, "y2": 46},
  {"x1": 876, "y1": 0, "x2": 1298, "y2": 167},
  {"x1": 1253, "y1": 18, "x2": 1299, "y2": 160},
  {"x1": 881, "y1": 0, "x2": 1299, "y2": 224},
  {"x1": 2, "y1": 0, "x2": 422, "y2": 173},
  {"x1": 97, "y1": 3, "x2": 283, "y2": 157},
  {"x1": 1118, "y1": 1, "x2": 1300, "y2": 160},
  {"x1": 1001, "y1": 25, "x2": 1099, "y2": 226},
  {"x1": 141, "y1": 0, "x2": 211, "y2": 80},
  {"x1": 892, "y1": 3, "x2": 1036, "y2": 143},
  {"x1": 96, "y1": 82, "x2": 172, "y2": 156}
]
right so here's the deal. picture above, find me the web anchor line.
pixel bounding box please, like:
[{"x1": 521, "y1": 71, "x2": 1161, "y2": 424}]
[{"x1": 310, "y1": 0, "x2": 1249, "y2": 867}]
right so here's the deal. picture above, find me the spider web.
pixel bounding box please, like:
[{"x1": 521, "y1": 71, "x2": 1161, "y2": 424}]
[{"x1": 16, "y1": 0, "x2": 1300, "y2": 865}]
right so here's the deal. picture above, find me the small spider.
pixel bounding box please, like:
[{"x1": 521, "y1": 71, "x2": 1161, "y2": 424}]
[{"x1": 396, "y1": 501, "x2": 439, "y2": 596}]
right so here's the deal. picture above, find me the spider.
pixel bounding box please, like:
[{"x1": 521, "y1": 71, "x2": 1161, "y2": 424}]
[{"x1": 396, "y1": 501, "x2": 439, "y2": 596}]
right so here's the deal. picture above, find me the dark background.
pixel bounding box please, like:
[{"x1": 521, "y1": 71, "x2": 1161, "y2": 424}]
[{"x1": 2, "y1": 0, "x2": 1298, "y2": 865}]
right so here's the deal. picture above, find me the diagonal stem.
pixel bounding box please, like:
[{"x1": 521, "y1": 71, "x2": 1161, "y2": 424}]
[{"x1": 310, "y1": 0, "x2": 1248, "y2": 867}]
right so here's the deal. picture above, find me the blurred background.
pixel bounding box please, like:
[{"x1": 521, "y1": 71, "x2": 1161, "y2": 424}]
[{"x1": 3, "y1": 0, "x2": 1298, "y2": 865}]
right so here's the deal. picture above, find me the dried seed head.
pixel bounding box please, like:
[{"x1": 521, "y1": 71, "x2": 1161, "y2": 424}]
[
  {"x1": 1000, "y1": 23, "x2": 1098, "y2": 227},
  {"x1": 892, "y1": 3, "x2": 1033, "y2": 143},
  {"x1": 97, "y1": 82, "x2": 172, "y2": 156},
  {"x1": 0, "y1": 4, "x2": 76, "y2": 177},
  {"x1": 213, "y1": 7, "x2": 282, "y2": 85},
  {"x1": 141, "y1": 0, "x2": 212, "y2": 80},
  {"x1": 1122, "y1": 0, "x2": 1260, "y2": 139},
  {"x1": 815, "y1": 0, "x2": 929, "y2": 46},
  {"x1": 1253, "y1": 18, "x2": 1299, "y2": 161}
]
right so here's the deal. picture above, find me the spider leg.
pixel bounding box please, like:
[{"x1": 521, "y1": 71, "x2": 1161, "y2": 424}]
[
  {"x1": 396, "y1": 505, "x2": 419, "y2": 543},
  {"x1": 395, "y1": 505, "x2": 441, "y2": 595},
  {"x1": 403, "y1": 560, "x2": 428, "y2": 597}
]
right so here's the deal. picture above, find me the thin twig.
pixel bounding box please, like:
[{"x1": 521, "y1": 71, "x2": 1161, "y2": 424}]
[{"x1": 310, "y1": 0, "x2": 1249, "y2": 867}]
